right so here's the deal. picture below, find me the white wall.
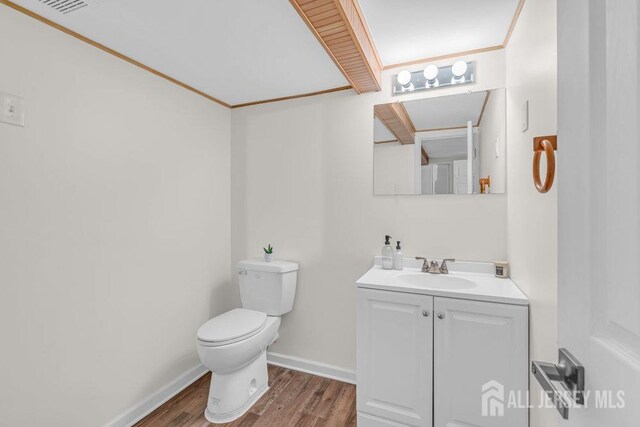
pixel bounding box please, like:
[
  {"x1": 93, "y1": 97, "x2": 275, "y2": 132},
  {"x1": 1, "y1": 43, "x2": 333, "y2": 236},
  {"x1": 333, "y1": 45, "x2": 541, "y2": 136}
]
[
  {"x1": 231, "y1": 49, "x2": 508, "y2": 371},
  {"x1": 0, "y1": 3, "x2": 557, "y2": 423},
  {"x1": 479, "y1": 88, "x2": 506, "y2": 193},
  {"x1": 505, "y1": 0, "x2": 558, "y2": 426},
  {"x1": 0, "y1": 8, "x2": 233, "y2": 426}
]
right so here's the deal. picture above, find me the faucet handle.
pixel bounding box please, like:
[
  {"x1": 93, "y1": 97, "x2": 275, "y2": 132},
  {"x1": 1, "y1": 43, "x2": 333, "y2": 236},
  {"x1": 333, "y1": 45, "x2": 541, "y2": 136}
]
[
  {"x1": 440, "y1": 259, "x2": 456, "y2": 274},
  {"x1": 415, "y1": 257, "x2": 429, "y2": 272}
]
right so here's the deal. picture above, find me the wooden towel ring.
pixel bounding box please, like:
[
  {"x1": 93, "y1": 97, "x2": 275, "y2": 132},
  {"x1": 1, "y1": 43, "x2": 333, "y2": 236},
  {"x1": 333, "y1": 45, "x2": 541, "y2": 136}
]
[{"x1": 533, "y1": 136, "x2": 557, "y2": 193}]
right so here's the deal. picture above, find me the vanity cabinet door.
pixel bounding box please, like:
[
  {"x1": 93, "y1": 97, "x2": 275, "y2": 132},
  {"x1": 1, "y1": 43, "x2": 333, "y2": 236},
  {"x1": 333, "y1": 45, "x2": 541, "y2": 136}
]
[
  {"x1": 357, "y1": 288, "x2": 433, "y2": 427},
  {"x1": 433, "y1": 297, "x2": 528, "y2": 427}
]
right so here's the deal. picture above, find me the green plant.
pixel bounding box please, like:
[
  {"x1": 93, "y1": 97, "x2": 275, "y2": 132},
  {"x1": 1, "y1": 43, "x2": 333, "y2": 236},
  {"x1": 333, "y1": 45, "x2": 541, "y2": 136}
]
[{"x1": 263, "y1": 244, "x2": 273, "y2": 254}]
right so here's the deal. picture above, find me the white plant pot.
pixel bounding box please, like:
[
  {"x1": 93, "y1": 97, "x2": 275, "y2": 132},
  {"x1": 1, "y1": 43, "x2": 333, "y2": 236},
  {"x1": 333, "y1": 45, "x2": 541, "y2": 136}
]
[{"x1": 264, "y1": 253, "x2": 274, "y2": 262}]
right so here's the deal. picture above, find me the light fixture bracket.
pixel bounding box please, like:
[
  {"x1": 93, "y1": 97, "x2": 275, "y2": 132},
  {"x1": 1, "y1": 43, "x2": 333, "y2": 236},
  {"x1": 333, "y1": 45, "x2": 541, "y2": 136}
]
[{"x1": 392, "y1": 61, "x2": 475, "y2": 95}]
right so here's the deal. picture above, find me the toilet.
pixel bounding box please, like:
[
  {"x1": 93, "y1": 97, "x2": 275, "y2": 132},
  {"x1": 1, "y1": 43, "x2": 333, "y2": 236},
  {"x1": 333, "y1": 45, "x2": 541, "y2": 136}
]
[{"x1": 196, "y1": 259, "x2": 298, "y2": 423}]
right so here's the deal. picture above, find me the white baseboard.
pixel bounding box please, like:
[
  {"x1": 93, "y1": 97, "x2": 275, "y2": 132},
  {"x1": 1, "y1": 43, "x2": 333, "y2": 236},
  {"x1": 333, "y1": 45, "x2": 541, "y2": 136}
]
[
  {"x1": 103, "y1": 363, "x2": 208, "y2": 427},
  {"x1": 267, "y1": 352, "x2": 356, "y2": 385}
]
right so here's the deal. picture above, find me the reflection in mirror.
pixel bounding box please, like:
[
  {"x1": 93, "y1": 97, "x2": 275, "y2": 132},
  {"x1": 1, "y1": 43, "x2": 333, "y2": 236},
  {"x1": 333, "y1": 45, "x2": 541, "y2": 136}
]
[{"x1": 373, "y1": 89, "x2": 506, "y2": 195}]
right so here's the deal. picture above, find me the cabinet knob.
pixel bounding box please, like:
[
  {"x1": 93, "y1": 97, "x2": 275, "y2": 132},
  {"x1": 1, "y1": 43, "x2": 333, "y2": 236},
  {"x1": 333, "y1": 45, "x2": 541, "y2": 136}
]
[
  {"x1": 422, "y1": 310, "x2": 430, "y2": 317},
  {"x1": 437, "y1": 313, "x2": 445, "y2": 319}
]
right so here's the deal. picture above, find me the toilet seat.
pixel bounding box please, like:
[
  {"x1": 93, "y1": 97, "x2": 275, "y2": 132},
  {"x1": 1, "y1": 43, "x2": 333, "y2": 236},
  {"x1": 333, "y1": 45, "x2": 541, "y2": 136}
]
[{"x1": 197, "y1": 308, "x2": 267, "y2": 347}]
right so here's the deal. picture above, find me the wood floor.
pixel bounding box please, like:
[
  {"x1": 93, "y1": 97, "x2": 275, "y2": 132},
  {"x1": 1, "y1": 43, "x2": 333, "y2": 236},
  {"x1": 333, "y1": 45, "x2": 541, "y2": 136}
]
[{"x1": 135, "y1": 366, "x2": 357, "y2": 426}]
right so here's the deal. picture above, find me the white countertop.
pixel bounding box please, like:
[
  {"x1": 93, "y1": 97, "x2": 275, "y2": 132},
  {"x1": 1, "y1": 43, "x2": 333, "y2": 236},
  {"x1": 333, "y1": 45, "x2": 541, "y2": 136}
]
[{"x1": 356, "y1": 262, "x2": 529, "y2": 306}]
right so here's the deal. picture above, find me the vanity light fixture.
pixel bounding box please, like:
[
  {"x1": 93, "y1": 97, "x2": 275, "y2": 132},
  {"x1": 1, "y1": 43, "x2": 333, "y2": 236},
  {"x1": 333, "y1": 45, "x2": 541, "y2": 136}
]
[
  {"x1": 451, "y1": 60, "x2": 469, "y2": 83},
  {"x1": 397, "y1": 70, "x2": 415, "y2": 92},
  {"x1": 397, "y1": 70, "x2": 412, "y2": 87},
  {"x1": 392, "y1": 61, "x2": 474, "y2": 96},
  {"x1": 401, "y1": 82, "x2": 415, "y2": 92},
  {"x1": 423, "y1": 64, "x2": 439, "y2": 87},
  {"x1": 451, "y1": 60, "x2": 468, "y2": 77}
]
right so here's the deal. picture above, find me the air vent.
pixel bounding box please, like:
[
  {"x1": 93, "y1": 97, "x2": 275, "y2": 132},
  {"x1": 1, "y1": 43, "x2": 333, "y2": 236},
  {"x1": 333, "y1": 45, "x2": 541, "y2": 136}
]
[{"x1": 38, "y1": 0, "x2": 90, "y2": 15}]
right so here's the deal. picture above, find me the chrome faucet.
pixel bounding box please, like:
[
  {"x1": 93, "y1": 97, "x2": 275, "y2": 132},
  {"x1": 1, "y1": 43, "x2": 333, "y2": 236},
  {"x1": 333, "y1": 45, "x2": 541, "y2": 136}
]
[
  {"x1": 427, "y1": 260, "x2": 443, "y2": 274},
  {"x1": 415, "y1": 257, "x2": 456, "y2": 274}
]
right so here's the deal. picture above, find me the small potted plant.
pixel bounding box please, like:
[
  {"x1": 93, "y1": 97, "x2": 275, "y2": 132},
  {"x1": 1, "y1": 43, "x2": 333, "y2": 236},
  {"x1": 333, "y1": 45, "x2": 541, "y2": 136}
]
[{"x1": 263, "y1": 244, "x2": 274, "y2": 262}]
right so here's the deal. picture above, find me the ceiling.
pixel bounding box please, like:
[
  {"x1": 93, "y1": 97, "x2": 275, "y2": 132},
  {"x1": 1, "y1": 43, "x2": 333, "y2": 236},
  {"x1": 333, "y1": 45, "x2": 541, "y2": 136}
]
[
  {"x1": 10, "y1": 0, "x2": 349, "y2": 106},
  {"x1": 403, "y1": 91, "x2": 488, "y2": 131},
  {"x1": 6, "y1": 0, "x2": 521, "y2": 107},
  {"x1": 358, "y1": 0, "x2": 521, "y2": 66},
  {"x1": 373, "y1": 91, "x2": 488, "y2": 142},
  {"x1": 422, "y1": 136, "x2": 467, "y2": 160}
]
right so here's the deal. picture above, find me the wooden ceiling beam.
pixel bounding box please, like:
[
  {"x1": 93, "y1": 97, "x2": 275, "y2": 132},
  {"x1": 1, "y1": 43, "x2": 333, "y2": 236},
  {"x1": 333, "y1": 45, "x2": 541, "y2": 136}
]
[
  {"x1": 374, "y1": 103, "x2": 416, "y2": 145},
  {"x1": 290, "y1": 0, "x2": 382, "y2": 93},
  {"x1": 421, "y1": 147, "x2": 430, "y2": 166}
]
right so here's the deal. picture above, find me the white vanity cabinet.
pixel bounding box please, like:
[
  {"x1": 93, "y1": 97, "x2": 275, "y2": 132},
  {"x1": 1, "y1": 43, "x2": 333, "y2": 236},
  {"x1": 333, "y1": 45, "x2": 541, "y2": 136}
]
[
  {"x1": 357, "y1": 288, "x2": 433, "y2": 426},
  {"x1": 357, "y1": 287, "x2": 528, "y2": 427},
  {"x1": 433, "y1": 297, "x2": 528, "y2": 427}
]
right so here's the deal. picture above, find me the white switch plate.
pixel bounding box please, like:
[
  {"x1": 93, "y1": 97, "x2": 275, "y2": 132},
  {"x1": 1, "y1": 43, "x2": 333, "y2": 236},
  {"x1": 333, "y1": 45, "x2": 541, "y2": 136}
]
[
  {"x1": 0, "y1": 91, "x2": 25, "y2": 127},
  {"x1": 521, "y1": 100, "x2": 529, "y2": 132}
]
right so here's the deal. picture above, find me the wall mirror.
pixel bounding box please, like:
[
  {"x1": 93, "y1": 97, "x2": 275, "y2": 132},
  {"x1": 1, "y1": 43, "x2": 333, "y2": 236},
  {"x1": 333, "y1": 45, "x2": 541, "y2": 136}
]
[{"x1": 373, "y1": 88, "x2": 506, "y2": 195}]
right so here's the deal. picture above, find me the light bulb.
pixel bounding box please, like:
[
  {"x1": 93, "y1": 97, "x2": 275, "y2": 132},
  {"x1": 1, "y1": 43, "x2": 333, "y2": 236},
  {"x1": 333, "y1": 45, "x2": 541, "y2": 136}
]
[
  {"x1": 423, "y1": 64, "x2": 439, "y2": 81},
  {"x1": 397, "y1": 70, "x2": 412, "y2": 86},
  {"x1": 451, "y1": 60, "x2": 468, "y2": 78}
]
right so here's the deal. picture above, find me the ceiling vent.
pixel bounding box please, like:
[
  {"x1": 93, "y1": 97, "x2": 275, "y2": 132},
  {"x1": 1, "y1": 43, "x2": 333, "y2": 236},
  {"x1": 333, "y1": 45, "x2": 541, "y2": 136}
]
[{"x1": 38, "y1": 0, "x2": 91, "y2": 15}]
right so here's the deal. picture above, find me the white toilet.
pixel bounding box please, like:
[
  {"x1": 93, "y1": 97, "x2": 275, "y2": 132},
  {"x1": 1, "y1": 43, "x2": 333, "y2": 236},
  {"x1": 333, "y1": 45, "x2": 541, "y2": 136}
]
[{"x1": 196, "y1": 259, "x2": 298, "y2": 423}]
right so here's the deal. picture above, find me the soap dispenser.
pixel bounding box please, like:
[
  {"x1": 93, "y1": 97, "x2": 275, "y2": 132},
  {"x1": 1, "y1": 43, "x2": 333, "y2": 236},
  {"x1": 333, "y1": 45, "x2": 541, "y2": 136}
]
[
  {"x1": 394, "y1": 241, "x2": 403, "y2": 270},
  {"x1": 381, "y1": 235, "x2": 394, "y2": 270}
]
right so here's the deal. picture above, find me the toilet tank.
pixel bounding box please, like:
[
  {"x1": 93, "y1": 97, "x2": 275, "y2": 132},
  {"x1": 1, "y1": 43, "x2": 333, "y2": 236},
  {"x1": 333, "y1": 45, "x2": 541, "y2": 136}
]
[{"x1": 237, "y1": 259, "x2": 298, "y2": 316}]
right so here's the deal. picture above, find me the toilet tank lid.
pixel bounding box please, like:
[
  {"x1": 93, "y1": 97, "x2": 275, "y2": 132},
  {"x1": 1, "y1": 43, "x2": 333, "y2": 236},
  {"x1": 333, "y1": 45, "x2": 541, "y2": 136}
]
[{"x1": 238, "y1": 259, "x2": 298, "y2": 273}]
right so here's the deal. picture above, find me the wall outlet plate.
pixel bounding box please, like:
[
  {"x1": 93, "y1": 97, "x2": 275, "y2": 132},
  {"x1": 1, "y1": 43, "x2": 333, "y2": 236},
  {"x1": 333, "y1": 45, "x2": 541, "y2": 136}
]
[
  {"x1": 521, "y1": 100, "x2": 529, "y2": 132},
  {"x1": 0, "y1": 91, "x2": 25, "y2": 127}
]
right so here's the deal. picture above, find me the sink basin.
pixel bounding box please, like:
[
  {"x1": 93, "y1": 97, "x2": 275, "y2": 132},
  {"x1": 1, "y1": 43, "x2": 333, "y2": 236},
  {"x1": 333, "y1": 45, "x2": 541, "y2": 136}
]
[
  {"x1": 396, "y1": 273, "x2": 477, "y2": 290},
  {"x1": 357, "y1": 262, "x2": 529, "y2": 306}
]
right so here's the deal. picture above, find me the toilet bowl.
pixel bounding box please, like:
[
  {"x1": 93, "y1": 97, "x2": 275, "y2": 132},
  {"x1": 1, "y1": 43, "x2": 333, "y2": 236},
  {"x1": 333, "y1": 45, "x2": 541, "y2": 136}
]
[
  {"x1": 196, "y1": 259, "x2": 298, "y2": 423},
  {"x1": 197, "y1": 309, "x2": 281, "y2": 423}
]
